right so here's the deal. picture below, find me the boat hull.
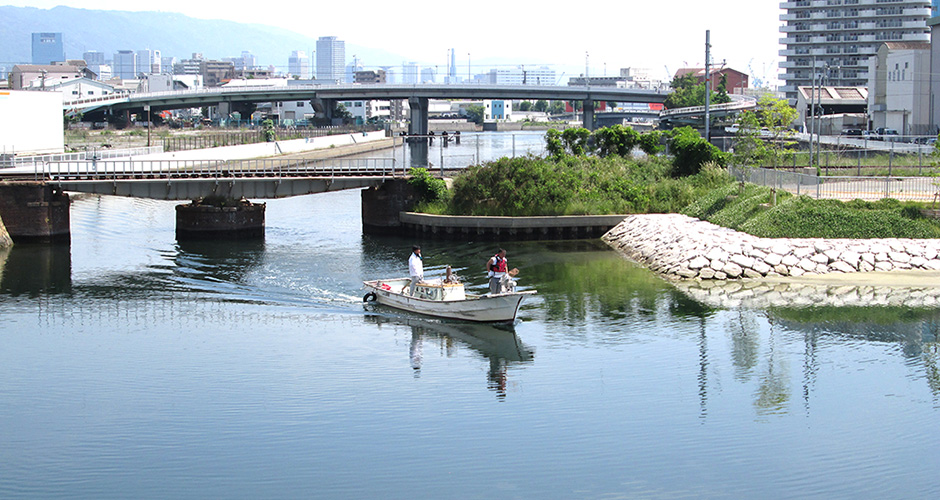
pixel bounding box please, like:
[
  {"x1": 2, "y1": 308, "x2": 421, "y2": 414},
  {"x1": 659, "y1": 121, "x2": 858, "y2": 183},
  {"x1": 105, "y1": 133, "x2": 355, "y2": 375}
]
[{"x1": 363, "y1": 279, "x2": 534, "y2": 323}]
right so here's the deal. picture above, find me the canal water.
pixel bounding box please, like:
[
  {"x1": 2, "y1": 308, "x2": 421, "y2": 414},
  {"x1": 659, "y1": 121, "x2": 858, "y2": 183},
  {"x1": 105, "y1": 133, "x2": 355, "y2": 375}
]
[{"x1": 1, "y1": 133, "x2": 939, "y2": 499}]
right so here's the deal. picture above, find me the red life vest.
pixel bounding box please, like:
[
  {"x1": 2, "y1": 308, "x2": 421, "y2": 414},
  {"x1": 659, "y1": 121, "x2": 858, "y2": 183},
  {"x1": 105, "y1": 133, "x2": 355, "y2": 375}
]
[{"x1": 490, "y1": 254, "x2": 508, "y2": 274}]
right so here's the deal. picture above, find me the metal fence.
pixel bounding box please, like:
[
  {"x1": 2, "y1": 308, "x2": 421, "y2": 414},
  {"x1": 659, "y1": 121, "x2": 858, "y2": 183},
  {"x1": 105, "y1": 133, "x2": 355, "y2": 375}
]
[
  {"x1": 729, "y1": 165, "x2": 940, "y2": 202},
  {"x1": 33, "y1": 157, "x2": 400, "y2": 181},
  {"x1": 1, "y1": 147, "x2": 163, "y2": 170},
  {"x1": 162, "y1": 125, "x2": 383, "y2": 153}
]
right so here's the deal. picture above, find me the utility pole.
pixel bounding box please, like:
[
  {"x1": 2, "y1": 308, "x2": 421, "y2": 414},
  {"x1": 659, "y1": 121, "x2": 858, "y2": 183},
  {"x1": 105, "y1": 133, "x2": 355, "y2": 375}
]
[
  {"x1": 810, "y1": 56, "x2": 817, "y2": 171},
  {"x1": 704, "y1": 30, "x2": 711, "y2": 142}
]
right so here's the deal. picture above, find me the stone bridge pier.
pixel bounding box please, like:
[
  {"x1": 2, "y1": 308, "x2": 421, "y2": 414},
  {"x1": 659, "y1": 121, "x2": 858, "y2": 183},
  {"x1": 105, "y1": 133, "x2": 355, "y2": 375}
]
[{"x1": 0, "y1": 182, "x2": 71, "y2": 243}]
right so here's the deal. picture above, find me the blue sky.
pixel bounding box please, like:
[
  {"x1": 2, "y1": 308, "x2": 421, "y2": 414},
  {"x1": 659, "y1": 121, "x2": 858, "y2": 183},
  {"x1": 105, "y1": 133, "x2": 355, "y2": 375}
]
[{"x1": 6, "y1": 1, "x2": 783, "y2": 85}]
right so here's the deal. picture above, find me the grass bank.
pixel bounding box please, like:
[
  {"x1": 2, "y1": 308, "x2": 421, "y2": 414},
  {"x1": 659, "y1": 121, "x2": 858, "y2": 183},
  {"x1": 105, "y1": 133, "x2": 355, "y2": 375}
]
[{"x1": 414, "y1": 154, "x2": 940, "y2": 239}]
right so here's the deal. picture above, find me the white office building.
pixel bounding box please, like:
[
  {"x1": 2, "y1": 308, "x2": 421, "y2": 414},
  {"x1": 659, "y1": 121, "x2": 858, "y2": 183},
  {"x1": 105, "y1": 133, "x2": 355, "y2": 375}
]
[
  {"x1": 779, "y1": 0, "x2": 932, "y2": 103},
  {"x1": 113, "y1": 50, "x2": 137, "y2": 79},
  {"x1": 316, "y1": 36, "x2": 345, "y2": 83},
  {"x1": 137, "y1": 49, "x2": 161, "y2": 75},
  {"x1": 487, "y1": 66, "x2": 557, "y2": 86}
]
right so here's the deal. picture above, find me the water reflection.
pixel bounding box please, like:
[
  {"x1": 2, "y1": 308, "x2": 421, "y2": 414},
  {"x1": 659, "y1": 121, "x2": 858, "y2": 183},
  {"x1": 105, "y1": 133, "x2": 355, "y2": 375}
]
[
  {"x1": 174, "y1": 238, "x2": 266, "y2": 285},
  {"x1": 364, "y1": 314, "x2": 534, "y2": 400},
  {"x1": 0, "y1": 243, "x2": 72, "y2": 296},
  {"x1": 675, "y1": 279, "x2": 940, "y2": 311}
]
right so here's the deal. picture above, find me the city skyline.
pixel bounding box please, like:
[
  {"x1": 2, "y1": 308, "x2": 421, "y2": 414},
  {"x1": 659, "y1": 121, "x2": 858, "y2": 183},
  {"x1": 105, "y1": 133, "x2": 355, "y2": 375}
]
[{"x1": 3, "y1": 0, "x2": 783, "y2": 86}]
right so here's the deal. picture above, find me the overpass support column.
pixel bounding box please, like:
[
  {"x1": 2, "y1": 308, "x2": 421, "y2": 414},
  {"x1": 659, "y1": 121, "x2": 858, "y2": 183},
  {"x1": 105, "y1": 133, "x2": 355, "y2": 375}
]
[
  {"x1": 175, "y1": 199, "x2": 265, "y2": 240},
  {"x1": 0, "y1": 182, "x2": 70, "y2": 243},
  {"x1": 408, "y1": 97, "x2": 429, "y2": 136},
  {"x1": 582, "y1": 99, "x2": 595, "y2": 130},
  {"x1": 311, "y1": 98, "x2": 337, "y2": 125}
]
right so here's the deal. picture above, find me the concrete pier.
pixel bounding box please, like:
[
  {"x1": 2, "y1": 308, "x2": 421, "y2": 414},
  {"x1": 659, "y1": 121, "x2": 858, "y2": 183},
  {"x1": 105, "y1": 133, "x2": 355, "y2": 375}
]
[
  {"x1": 0, "y1": 214, "x2": 12, "y2": 248},
  {"x1": 175, "y1": 199, "x2": 265, "y2": 240},
  {"x1": 361, "y1": 179, "x2": 418, "y2": 235},
  {"x1": 0, "y1": 182, "x2": 70, "y2": 243}
]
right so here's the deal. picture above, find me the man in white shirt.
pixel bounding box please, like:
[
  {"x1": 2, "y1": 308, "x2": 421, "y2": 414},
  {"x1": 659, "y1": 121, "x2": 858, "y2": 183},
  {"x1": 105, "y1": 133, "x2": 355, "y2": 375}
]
[{"x1": 408, "y1": 245, "x2": 423, "y2": 296}]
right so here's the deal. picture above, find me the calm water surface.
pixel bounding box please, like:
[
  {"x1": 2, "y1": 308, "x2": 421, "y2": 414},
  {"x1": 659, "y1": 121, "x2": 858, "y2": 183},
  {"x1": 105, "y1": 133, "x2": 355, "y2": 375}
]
[{"x1": 2, "y1": 139, "x2": 940, "y2": 498}]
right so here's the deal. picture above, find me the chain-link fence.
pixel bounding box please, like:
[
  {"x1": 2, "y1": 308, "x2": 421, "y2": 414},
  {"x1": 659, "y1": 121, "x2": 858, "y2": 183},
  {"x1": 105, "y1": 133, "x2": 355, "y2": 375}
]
[{"x1": 730, "y1": 165, "x2": 940, "y2": 203}]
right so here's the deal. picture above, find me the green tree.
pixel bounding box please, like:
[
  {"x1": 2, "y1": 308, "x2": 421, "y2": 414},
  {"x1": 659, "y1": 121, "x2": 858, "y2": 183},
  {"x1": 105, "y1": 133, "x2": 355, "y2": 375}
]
[
  {"x1": 561, "y1": 127, "x2": 591, "y2": 156},
  {"x1": 408, "y1": 167, "x2": 448, "y2": 205},
  {"x1": 261, "y1": 119, "x2": 276, "y2": 142},
  {"x1": 592, "y1": 124, "x2": 639, "y2": 157},
  {"x1": 732, "y1": 95, "x2": 798, "y2": 167},
  {"x1": 465, "y1": 105, "x2": 485, "y2": 124},
  {"x1": 545, "y1": 129, "x2": 565, "y2": 158},
  {"x1": 665, "y1": 72, "x2": 732, "y2": 109},
  {"x1": 517, "y1": 101, "x2": 533, "y2": 111},
  {"x1": 731, "y1": 110, "x2": 768, "y2": 166},
  {"x1": 638, "y1": 131, "x2": 665, "y2": 156},
  {"x1": 548, "y1": 101, "x2": 565, "y2": 115},
  {"x1": 534, "y1": 100, "x2": 549, "y2": 112},
  {"x1": 668, "y1": 126, "x2": 728, "y2": 177}
]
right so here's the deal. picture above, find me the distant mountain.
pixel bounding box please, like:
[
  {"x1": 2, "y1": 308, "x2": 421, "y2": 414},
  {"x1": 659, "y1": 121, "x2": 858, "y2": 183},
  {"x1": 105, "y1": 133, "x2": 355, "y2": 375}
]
[{"x1": 0, "y1": 5, "x2": 409, "y2": 72}]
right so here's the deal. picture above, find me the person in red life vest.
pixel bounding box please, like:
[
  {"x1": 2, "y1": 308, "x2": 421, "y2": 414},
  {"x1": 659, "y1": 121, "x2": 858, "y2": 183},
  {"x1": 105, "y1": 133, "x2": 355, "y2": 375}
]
[{"x1": 486, "y1": 248, "x2": 508, "y2": 295}]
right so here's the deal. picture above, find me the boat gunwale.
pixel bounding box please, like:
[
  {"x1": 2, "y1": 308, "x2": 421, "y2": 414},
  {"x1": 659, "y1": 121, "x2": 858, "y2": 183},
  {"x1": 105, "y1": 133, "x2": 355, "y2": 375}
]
[{"x1": 362, "y1": 279, "x2": 536, "y2": 304}]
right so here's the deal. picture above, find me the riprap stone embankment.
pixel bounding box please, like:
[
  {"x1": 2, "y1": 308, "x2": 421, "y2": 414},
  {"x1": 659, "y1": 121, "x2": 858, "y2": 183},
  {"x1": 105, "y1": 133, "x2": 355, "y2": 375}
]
[{"x1": 602, "y1": 214, "x2": 940, "y2": 281}]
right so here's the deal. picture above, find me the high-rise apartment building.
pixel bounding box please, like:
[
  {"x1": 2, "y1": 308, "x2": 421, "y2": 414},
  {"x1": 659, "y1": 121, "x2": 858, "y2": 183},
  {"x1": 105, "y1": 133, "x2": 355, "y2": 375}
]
[
  {"x1": 779, "y1": 0, "x2": 932, "y2": 103},
  {"x1": 316, "y1": 36, "x2": 345, "y2": 83},
  {"x1": 32, "y1": 32, "x2": 64, "y2": 65}
]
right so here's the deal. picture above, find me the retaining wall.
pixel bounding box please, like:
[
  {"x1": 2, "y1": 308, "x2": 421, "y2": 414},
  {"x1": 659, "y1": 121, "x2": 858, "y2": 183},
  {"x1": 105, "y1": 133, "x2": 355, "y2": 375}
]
[
  {"x1": 135, "y1": 131, "x2": 388, "y2": 162},
  {"x1": 603, "y1": 214, "x2": 940, "y2": 281},
  {"x1": 400, "y1": 212, "x2": 628, "y2": 240}
]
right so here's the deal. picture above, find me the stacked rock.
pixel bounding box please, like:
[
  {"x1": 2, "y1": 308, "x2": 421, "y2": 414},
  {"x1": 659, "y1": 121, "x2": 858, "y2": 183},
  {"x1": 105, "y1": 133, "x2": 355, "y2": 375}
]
[{"x1": 602, "y1": 214, "x2": 940, "y2": 281}]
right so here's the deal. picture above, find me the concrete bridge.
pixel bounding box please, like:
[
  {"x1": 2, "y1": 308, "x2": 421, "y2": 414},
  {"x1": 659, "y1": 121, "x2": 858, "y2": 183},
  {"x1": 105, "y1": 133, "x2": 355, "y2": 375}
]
[
  {"x1": 64, "y1": 83, "x2": 668, "y2": 132},
  {"x1": 0, "y1": 156, "x2": 409, "y2": 242}
]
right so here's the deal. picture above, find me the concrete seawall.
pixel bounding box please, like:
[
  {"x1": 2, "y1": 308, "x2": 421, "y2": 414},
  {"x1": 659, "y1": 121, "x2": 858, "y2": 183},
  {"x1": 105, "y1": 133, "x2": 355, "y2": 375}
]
[
  {"x1": 399, "y1": 212, "x2": 629, "y2": 240},
  {"x1": 602, "y1": 214, "x2": 940, "y2": 281}
]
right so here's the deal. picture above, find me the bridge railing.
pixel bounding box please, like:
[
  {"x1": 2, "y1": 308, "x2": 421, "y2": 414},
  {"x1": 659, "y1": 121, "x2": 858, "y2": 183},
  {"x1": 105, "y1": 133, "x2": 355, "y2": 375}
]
[
  {"x1": 659, "y1": 96, "x2": 758, "y2": 117},
  {"x1": 37, "y1": 157, "x2": 401, "y2": 181},
  {"x1": 1, "y1": 146, "x2": 164, "y2": 170}
]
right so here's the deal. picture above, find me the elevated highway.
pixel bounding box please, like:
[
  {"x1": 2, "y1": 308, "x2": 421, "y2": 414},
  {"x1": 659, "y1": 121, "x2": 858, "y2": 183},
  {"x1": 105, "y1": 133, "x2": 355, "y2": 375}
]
[{"x1": 64, "y1": 83, "x2": 669, "y2": 132}]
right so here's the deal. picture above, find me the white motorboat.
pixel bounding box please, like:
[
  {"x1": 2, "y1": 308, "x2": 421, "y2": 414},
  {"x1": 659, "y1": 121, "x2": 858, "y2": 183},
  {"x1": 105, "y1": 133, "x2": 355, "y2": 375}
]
[{"x1": 362, "y1": 275, "x2": 535, "y2": 323}]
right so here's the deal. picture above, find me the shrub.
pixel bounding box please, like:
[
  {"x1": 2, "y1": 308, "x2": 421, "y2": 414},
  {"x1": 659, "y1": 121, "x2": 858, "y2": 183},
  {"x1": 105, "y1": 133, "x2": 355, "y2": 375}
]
[
  {"x1": 637, "y1": 131, "x2": 665, "y2": 156},
  {"x1": 668, "y1": 126, "x2": 728, "y2": 178},
  {"x1": 408, "y1": 168, "x2": 448, "y2": 205}
]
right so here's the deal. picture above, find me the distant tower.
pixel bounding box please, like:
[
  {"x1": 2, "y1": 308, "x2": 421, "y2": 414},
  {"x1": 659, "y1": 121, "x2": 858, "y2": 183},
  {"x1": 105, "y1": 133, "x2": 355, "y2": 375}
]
[
  {"x1": 447, "y1": 49, "x2": 457, "y2": 84},
  {"x1": 31, "y1": 32, "x2": 64, "y2": 65},
  {"x1": 402, "y1": 61, "x2": 420, "y2": 84},
  {"x1": 345, "y1": 55, "x2": 363, "y2": 83},
  {"x1": 316, "y1": 36, "x2": 345, "y2": 83},
  {"x1": 289, "y1": 50, "x2": 310, "y2": 79}
]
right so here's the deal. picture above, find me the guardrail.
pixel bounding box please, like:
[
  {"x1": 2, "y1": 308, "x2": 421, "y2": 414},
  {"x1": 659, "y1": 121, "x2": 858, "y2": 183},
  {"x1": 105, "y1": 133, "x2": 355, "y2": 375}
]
[
  {"x1": 8, "y1": 157, "x2": 402, "y2": 182},
  {"x1": 730, "y1": 165, "x2": 940, "y2": 202},
  {"x1": 660, "y1": 96, "x2": 758, "y2": 117},
  {"x1": 1, "y1": 146, "x2": 163, "y2": 169}
]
